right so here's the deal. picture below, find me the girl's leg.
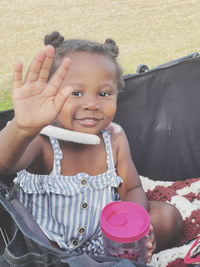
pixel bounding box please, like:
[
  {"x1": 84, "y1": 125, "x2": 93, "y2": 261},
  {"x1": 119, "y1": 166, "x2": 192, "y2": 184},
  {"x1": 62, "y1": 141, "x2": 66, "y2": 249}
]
[{"x1": 148, "y1": 201, "x2": 184, "y2": 252}]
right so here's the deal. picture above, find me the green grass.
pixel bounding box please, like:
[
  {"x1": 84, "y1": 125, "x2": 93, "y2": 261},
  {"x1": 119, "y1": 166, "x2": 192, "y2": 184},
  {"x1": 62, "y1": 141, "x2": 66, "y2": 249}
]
[
  {"x1": 0, "y1": 78, "x2": 12, "y2": 110},
  {"x1": 1, "y1": 0, "x2": 200, "y2": 111},
  {"x1": 0, "y1": 90, "x2": 12, "y2": 110}
]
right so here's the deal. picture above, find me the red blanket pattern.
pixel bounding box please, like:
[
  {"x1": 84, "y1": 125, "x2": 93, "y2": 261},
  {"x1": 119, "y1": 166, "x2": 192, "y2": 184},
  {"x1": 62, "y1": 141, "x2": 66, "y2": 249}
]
[{"x1": 140, "y1": 176, "x2": 200, "y2": 267}]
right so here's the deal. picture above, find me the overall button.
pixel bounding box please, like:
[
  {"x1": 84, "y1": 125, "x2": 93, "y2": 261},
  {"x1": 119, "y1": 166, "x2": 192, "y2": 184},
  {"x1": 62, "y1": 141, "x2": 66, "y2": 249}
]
[
  {"x1": 78, "y1": 227, "x2": 86, "y2": 235},
  {"x1": 71, "y1": 238, "x2": 79, "y2": 247},
  {"x1": 81, "y1": 202, "x2": 88, "y2": 210},
  {"x1": 80, "y1": 179, "x2": 88, "y2": 186}
]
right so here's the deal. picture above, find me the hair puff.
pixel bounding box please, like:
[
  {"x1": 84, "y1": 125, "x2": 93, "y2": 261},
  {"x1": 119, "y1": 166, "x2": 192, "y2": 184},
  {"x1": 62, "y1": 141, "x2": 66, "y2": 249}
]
[
  {"x1": 44, "y1": 31, "x2": 65, "y2": 48},
  {"x1": 104, "y1": 38, "x2": 119, "y2": 57}
]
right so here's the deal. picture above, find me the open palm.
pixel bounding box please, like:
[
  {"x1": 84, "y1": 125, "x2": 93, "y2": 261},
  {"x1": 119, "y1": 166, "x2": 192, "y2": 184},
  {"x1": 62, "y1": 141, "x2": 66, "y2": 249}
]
[{"x1": 12, "y1": 45, "x2": 72, "y2": 134}]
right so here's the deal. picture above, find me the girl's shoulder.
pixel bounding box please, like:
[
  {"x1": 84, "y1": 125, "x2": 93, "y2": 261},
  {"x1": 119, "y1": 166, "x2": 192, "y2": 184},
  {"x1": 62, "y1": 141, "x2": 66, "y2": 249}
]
[
  {"x1": 105, "y1": 122, "x2": 128, "y2": 150},
  {"x1": 105, "y1": 122, "x2": 126, "y2": 140}
]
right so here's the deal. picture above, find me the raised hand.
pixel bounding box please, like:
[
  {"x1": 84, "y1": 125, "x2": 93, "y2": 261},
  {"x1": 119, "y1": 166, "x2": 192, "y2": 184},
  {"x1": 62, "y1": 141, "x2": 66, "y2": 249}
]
[{"x1": 12, "y1": 45, "x2": 73, "y2": 135}]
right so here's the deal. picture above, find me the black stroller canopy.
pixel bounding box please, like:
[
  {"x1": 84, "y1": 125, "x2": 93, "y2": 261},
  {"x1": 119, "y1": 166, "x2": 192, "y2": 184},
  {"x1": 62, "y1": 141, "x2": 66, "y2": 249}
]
[{"x1": 114, "y1": 52, "x2": 200, "y2": 181}]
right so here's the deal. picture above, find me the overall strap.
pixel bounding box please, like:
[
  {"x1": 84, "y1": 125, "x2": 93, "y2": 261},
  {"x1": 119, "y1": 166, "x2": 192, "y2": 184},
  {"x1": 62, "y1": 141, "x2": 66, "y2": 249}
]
[
  {"x1": 102, "y1": 130, "x2": 115, "y2": 170},
  {"x1": 49, "y1": 137, "x2": 63, "y2": 175}
]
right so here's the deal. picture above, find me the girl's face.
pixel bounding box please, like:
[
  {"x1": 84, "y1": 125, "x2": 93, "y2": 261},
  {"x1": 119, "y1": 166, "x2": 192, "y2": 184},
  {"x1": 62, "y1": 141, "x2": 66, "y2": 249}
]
[{"x1": 57, "y1": 52, "x2": 118, "y2": 135}]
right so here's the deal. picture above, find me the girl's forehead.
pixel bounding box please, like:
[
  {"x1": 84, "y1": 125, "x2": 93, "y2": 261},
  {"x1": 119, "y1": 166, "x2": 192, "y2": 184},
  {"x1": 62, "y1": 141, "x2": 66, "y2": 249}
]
[
  {"x1": 60, "y1": 51, "x2": 118, "y2": 89},
  {"x1": 68, "y1": 51, "x2": 115, "y2": 68},
  {"x1": 66, "y1": 51, "x2": 118, "y2": 79}
]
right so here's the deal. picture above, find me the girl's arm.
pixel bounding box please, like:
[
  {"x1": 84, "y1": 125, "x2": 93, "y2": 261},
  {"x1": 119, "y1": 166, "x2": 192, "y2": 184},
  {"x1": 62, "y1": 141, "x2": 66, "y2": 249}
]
[
  {"x1": 0, "y1": 119, "x2": 42, "y2": 174},
  {"x1": 113, "y1": 124, "x2": 149, "y2": 211},
  {"x1": 0, "y1": 45, "x2": 73, "y2": 175},
  {"x1": 110, "y1": 124, "x2": 155, "y2": 261}
]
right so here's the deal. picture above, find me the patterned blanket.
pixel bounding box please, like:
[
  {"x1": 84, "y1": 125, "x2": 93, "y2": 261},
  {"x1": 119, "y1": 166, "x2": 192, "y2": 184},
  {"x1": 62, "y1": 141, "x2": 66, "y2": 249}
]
[{"x1": 140, "y1": 176, "x2": 200, "y2": 267}]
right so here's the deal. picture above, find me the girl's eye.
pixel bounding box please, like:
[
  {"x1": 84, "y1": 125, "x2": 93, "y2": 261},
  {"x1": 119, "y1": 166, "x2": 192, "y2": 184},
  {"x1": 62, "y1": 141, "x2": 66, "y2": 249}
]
[
  {"x1": 99, "y1": 91, "x2": 111, "y2": 97},
  {"x1": 72, "y1": 91, "x2": 83, "y2": 96}
]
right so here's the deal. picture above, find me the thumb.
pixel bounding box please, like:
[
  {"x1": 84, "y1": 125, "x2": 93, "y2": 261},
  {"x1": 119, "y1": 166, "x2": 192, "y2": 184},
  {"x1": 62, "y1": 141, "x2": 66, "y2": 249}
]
[{"x1": 54, "y1": 86, "x2": 73, "y2": 112}]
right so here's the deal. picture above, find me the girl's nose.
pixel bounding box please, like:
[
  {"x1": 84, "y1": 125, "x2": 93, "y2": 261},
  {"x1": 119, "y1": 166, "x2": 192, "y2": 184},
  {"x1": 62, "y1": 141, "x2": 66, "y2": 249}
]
[{"x1": 83, "y1": 96, "x2": 100, "y2": 110}]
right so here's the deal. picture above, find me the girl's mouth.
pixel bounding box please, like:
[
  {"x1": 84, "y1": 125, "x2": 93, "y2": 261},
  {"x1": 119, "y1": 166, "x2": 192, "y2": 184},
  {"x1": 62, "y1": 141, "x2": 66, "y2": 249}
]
[{"x1": 75, "y1": 117, "x2": 102, "y2": 127}]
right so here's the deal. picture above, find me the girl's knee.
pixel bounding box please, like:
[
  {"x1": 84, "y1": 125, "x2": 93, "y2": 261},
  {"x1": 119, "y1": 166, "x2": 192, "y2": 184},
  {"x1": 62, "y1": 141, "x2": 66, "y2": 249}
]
[
  {"x1": 149, "y1": 201, "x2": 184, "y2": 251},
  {"x1": 149, "y1": 201, "x2": 183, "y2": 229},
  {"x1": 161, "y1": 203, "x2": 183, "y2": 229}
]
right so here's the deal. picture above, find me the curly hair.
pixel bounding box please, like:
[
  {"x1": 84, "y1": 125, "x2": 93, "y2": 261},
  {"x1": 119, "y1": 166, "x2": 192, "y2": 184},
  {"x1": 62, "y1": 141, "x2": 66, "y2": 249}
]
[{"x1": 44, "y1": 31, "x2": 124, "y2": 92}]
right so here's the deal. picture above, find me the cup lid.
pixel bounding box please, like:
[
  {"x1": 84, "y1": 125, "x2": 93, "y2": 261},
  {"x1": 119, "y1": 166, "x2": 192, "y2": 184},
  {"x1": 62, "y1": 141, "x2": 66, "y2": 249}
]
[{"x1": 100, "y1": 201, "x2": 150, "y2": 243}]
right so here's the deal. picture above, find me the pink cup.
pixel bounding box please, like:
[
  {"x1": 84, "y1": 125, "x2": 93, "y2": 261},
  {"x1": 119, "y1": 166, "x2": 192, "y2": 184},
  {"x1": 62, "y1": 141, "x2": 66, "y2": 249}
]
[{"x1": 100, "y1": 201, "x2": 150, "y2": 264}]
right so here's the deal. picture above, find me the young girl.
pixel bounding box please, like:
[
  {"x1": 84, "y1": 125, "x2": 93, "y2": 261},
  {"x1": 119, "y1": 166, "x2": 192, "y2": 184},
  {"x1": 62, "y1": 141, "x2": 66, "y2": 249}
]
[{"x1": 0, "y1": 32, "x2": 183, "y2": 263}]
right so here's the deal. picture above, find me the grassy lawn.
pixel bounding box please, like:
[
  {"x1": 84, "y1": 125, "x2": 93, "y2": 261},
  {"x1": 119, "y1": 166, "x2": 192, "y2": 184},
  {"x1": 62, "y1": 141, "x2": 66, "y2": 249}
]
[{"x1": 0, "y1": 0, "x2": 200, "y2": 110}]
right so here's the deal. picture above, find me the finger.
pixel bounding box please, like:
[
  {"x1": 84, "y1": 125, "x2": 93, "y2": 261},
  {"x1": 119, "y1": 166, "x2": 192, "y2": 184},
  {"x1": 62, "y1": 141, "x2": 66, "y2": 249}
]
[
  {"x1": 148, "y1": 239, "x2": 156, "y2": 253},
  {"x1": 147, "y1": 252, "x2": 152, "y2": 263},
  {"x1": 147, "y1": 250, "x2": 152, "y2": 257},
  {"x1": 48, "y1": 57, "x2": 71, "y2": 90},
  {"x1": 24, "y1": 50, "x2": 46, "y2": 82},
  {"x1": 147, "y1": 241, "x2": 153, "y2": 249},
  {"x1": 54, "y1": 86, "x2": 73, "y2": 113},
  {"x1": 38, "y1": 45, "x2": 55, "y2": 83},
  {"x1": 13, "y1": 62, "x2": 23, "y2": 90},
  {"x1": 149, "y1": 224, "x2": 153, "y2": 232},
  {"x1": 147, "y1": 253, "x2": 152, "y2": 263}
]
